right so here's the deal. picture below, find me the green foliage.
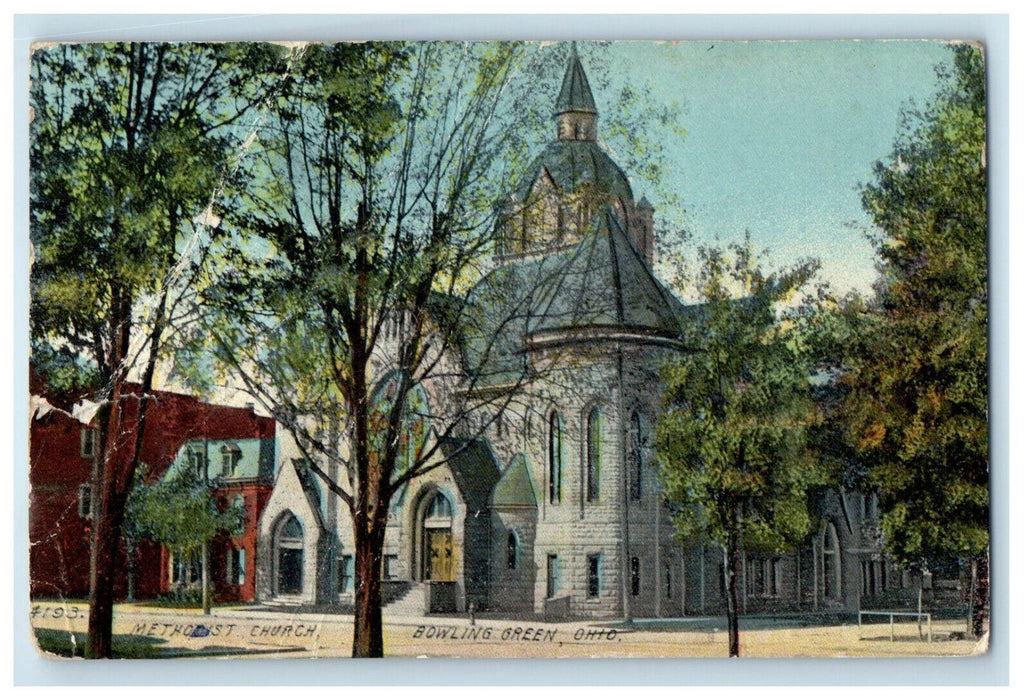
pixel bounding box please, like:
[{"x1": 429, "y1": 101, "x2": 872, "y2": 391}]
[
  {"x1": 30, "y1": 42, "x2": 284, "y2": 385},
  {"x1": 29, "y1": 338, "x2": 99, "y2": 395},
  {"x1": 840, "y1": 44, "x2": 988, "y2": 568},
  {"x1": 127, "y1": 463, "x2": 243, "y2": 556},
  {"x1": 193, "y1": 42, "x2": 554, "y2": 493},
  {"x1": 657, "y1": 239, "x2": 828, "y2": 553}
]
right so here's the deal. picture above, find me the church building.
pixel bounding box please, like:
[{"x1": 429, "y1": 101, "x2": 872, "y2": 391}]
[{"x1": 255, "y1": 47, "x2": 909, "y2": 620}]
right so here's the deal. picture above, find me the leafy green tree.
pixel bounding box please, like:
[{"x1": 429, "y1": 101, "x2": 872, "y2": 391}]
[
  {"x1": 191, "y1": 41, "x2": 537, "y2": 658},
  {"x1": 840, "y1": 44, "x2": 988, "y2": 635},
  {"x1": 29, "y1": 42, "x2": 282, "y2": 657},
  {"x1": 656, "y1": 240, "x2": 827, "y2": 657},
  {"x1": 187, "y1": 41, "x2": 683, "y2": 657},
  {"x1": 128, "y1": 463, "x2": 244, "y2": 614}
]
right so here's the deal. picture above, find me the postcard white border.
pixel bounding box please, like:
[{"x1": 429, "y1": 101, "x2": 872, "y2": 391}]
[{"x1": 9, "y1": 11, "x2": 1011, "y2": 688}]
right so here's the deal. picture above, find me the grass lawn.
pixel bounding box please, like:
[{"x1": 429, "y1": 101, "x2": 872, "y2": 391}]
[{"x1": 33, "y1": 628, "x2": 167, "y2": 659}]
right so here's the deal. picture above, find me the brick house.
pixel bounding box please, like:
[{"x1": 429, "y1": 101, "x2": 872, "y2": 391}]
[
  {"x1": 255, "y1": 48, "x2": 908, "y2": 619},
  {"x1": 29, "y1": 375, "x2": 276, "y2": 603}
]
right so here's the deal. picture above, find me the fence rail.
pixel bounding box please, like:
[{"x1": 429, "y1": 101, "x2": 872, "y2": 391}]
[{"x1": 858, "y1": 610, "x2": 933, "y2": 642}]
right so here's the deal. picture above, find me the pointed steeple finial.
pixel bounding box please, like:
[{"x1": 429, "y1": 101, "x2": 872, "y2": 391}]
[
  {"x1": 555, "y1": 43, "x2": 597, "y2": 116},
  {"x1": 554, "y1": 43, "x2": 598, "y2": 141}
]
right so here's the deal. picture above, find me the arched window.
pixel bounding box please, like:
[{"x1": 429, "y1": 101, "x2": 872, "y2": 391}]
[
  {"x1": 425, "y1": 492, "x2": 453, "y2": 521},
  {"x1": 630, "y1": 411, "x2": 644, "y2": 501},
  {"x1": 586, "y1": 407, "x2": 602, "y2": 502},
  {"x1": 822, "y1": 522, "x2": 841, "y2": 601},
  {"x1": 549, "y1": 411, "x2": 564, "y2": 505},
  {"x1": 507, "y1": 531, "x2": 519, "y2": 569},
  {"x1": 275, "y1": 514, "x2": 304, "y2": 596}
]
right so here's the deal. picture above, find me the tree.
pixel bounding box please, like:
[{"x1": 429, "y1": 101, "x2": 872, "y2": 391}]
[
  {"x1": 656, "y1": 240, "x2": 827, "y2": 657},
  {"x1": 184, "y1": 41, "x2": 679, "y2": 657},
  {"x1": 127, "y1": 462, "x2": 244, "y2": 615},
  {"x1": 188, "y1": 41, "x2": 544, "y2": 658},
  {"x1": 839, "y1": 44, "x2": 988, "y2": 636},
  {"x1": 29, "y1": 42, "x2": 281, "y2": 657}
]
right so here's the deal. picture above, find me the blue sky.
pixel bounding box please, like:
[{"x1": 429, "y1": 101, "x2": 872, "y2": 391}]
[{"x1": 579, "y1": 40, "x2": 954, "y2": 296}]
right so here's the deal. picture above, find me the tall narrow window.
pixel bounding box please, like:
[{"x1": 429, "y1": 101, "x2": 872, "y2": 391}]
[
  {"x1": 549, "y1": 411, "x2": 564, "y2": 505},
  {"x1": 80, "y1": 428, "x2": 96, "y2": 458},
  {"x1": 221, "y1": 444, "x2": 242, "y2": 477},
  {"x1": 227, "y1": 547, "x2": 245, "y2": 586},
  {"x1": 587, "y1": 407, "x2": 602, "y2": 502},
  {"x1": 631, "y1": 557, "x2": 641, "y2": 596},
  {"x1": 547, "y1": 554, "x2": 560, "y2": 598},
  {"x1": 822, "y1": 522, "x2": 841, "y2": 600},
  {"x1": 630, "y1": 411, "x2": 643, "y2": 501},
  {"x1": 339, "y1": 554, "x2": 354, "y2": 593},
  {"x1": 384, "y1": 554, "x2": 399, "y2": 581},
  {"x1": 588, "y1": 554, "x2": 601, "y2": 597},
  {"x1": 77, "y1": 484, "x2": 91, "y2": 519},
  {"x1": 188, "y1": 446, "x2": 206, "y2": 479},
  {"x1": 864, "y1": 493, "x2": 878, "y2": 520},
  {"x1": 507, "y1": 531, "x2": 519, "y2": 569}
]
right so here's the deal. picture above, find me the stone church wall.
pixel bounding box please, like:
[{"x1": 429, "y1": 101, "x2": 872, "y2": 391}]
[{"x1": 489, "y1": 508, "x2": 538, "y2": 613}]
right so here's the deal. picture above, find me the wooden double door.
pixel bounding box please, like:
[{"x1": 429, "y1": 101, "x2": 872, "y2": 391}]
[{"x1": 423, "y1": 528, "x2": 457, "y2": 582}]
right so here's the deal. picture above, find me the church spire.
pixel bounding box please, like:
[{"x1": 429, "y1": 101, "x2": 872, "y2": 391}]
[{"x1": 554, "y1": 44, "x2": 598, "y2": 142}]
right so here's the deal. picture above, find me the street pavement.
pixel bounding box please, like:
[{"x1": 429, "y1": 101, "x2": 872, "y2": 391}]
[{"x1": 28, "y1": 600, "x2": 981, "y2": 659}]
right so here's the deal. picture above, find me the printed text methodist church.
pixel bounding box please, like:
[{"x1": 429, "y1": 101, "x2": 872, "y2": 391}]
[{"x1": 255, "y1": 49, "x2": 902, "y2": 620}]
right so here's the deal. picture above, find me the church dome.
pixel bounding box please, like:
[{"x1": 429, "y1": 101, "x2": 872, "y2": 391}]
[
  {"x1": 499, "y1": 46, "x2": 636, "y2": 258},
  {"x1": 514, "y1": 140, "x2": 633, "y2": 205},
  {"x1": 512, "y1": 45, "x2": 633, "y2": 206}
]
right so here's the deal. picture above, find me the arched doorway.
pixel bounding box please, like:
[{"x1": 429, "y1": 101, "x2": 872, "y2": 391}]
[
  {"x1": 418, "y1": 491, "x2": 456, "y2": 582},
  {"x1": 275, "y1": 513, "x2": 304, "y2": 597}
]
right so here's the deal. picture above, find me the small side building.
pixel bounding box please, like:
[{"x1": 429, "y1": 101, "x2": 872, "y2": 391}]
[{"x1": 29, "y1": 375, "x2": 275, "y2": 603}]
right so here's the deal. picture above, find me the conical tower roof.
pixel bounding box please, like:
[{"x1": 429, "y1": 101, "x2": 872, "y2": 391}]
[
  {"x1": 554, "y1": 45, "x2": 597, "y2": 115},
  {"x1": 458, "y1": 208, "x2": 695, "y2": 385},
  {"x1": 526, "y1": 208, "x2": 686, "y2": 337}
]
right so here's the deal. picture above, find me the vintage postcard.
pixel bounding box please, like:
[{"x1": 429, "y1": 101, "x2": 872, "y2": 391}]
[{"x1": 28, "y1": 38, "x2": 988, "y2": 661}]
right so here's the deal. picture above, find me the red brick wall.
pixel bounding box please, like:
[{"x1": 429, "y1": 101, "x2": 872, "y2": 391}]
[
  {"x1": 29, "y1": 385, "x2": 275, "y2": 602},
  {"x1": 208, "y1": 483, "x2": 274, "y2": 602}
]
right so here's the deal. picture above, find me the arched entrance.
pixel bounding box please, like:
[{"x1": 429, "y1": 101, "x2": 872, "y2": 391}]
[
  {"x1": 274, "y1": 513, "x2": 304, "y2": 597},
  {"x1": 418, "y1": 491, "x2": 456, "y2": 582}
]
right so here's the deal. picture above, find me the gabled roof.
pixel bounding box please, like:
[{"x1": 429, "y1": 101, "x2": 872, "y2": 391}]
[
  {"x1": 293, "y1": 458, "x2": 326, "y2": 523},
  {"x1": 490, "y1": 453, "x2": 538, "y2": 508},
  {"x1": 437, "y1": 437, "x2": 502, "y2": 512},
  {"x1": 554, "y1": 45, "x2": 597, "y2": 115}
]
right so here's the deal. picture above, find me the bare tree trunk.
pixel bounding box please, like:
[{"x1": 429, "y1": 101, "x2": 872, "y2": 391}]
[
  {"x1": 972, "y1": 549, "x2": 989, "y2": 639},
  {"x1": 723, "y1": 508, "x2": 743, "y2": 657},
  {"x1": 126, "y1": 536, "x2": 137, "y2": 603},
  {"x1": 87, "y1": 395, "x2": 129, "y2": 659},
  {"x1": 87, "y1": 297, "x2": 161, "y2": 657},
  {"x1": 352, "y1": 513, "x2": 387, "y2": 657},
  {"x1": 86, "y1": 503, "x2": 120, "y2": 658},
  {"x1": 963, "y1": 558, "x2": 973, "y2": 636},
  {"x1": 202, "y1": 540, "x2": 211, "y2": 615}
]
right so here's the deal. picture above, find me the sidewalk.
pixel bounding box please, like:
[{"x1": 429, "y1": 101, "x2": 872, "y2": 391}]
[{"x1": 28, "y1": 599, "x2": 981, "y2": 659}]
